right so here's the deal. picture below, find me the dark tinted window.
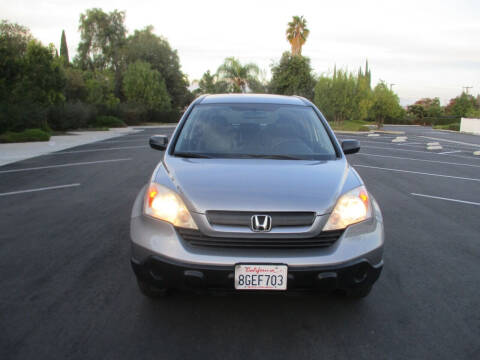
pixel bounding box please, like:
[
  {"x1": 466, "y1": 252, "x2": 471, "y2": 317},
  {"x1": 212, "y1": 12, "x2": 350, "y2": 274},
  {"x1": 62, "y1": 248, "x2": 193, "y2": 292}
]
[{"x1": 174, "y1": 103, "x2": 337, "y2": 160}]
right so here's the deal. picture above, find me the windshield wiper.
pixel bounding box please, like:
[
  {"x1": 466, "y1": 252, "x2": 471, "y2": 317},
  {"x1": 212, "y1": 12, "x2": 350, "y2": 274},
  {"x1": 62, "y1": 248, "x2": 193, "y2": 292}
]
[
  {"x1": 240, "y1": 154, "x2": 302, "y2": 160},
  {"x1": 174, "y1": 152, "x2": 212, "y2": 158}
]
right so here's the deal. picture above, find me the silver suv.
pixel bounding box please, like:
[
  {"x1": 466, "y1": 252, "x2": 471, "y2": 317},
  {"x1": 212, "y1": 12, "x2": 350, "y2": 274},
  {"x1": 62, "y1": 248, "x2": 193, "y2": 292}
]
[{"x1": 130, "y1": 94, "x2": 384, "y2": 298}]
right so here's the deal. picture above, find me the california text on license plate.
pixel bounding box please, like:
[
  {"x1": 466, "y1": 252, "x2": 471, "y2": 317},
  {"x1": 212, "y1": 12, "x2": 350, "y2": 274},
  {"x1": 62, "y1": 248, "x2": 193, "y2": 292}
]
[{"x1": 234, "y1": 264, "x2": 288, "y2": 290}]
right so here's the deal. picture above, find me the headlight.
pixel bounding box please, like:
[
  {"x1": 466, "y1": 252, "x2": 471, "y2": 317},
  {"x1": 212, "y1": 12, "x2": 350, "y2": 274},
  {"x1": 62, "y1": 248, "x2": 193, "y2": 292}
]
[
  {"x1": 323, "y1": 186, "x2": 371, "y2": 231},
  {"x1": 144, "y1": 183, "x2": 198, "y2": 229}
]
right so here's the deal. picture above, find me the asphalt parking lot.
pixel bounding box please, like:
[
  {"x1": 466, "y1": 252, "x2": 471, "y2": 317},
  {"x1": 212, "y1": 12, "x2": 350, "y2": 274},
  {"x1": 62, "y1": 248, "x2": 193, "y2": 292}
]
[{"x1": 1, "y1": 125, "x2": 479, "y2": 359}]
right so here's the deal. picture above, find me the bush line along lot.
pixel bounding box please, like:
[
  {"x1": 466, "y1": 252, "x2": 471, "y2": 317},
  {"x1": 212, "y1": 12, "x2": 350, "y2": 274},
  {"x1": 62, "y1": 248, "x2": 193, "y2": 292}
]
[{"x1": 0, "y1": 126, "x2": 479, "y2": 359}]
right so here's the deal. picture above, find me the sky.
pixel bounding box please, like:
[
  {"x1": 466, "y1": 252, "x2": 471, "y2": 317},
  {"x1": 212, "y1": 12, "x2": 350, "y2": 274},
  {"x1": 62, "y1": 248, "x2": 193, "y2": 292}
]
[{"x1": 2, "y1": 0, "x2": 480, "y2": 105}]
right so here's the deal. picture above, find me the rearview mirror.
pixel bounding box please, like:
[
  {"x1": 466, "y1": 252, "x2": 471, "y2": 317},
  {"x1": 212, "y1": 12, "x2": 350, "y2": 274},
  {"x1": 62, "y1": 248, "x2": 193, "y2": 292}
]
[
  {"x1": 149, "y1": 135, "x2": 169, "y2": 151},
  {"x1": 341, "y1": 140, "x2": 360, "y2": 155}
]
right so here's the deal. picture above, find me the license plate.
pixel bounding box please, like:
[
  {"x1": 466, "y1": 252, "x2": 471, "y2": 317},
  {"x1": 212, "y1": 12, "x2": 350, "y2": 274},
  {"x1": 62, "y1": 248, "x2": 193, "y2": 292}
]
[{"x1": 234, "y1": 264, "x2": 287, "y2": 290}]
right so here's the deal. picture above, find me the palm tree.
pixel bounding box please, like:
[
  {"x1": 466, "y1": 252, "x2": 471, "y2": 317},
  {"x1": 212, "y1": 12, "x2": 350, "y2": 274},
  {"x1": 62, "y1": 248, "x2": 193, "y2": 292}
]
[
  {"x1": 286, "y1": 16, "x2": 310, "y2": 56},
  {"x1": 216, "y1": 57, "x2": 260, "y2": 93}
]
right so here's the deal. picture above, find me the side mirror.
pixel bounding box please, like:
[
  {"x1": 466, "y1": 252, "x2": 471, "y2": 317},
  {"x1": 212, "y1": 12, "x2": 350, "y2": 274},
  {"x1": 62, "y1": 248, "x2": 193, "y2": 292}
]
[
  {"x1": 341, "y1": 139, "x2": 360, "y2": 155},
  {"x1": 149, "y1": 135, "x2": 169, "y2": 151}
]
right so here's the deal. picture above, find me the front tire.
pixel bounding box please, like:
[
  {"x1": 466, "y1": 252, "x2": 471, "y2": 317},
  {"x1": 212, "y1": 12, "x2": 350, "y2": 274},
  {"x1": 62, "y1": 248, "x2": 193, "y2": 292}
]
[{"x1": 137, "y1": 278, "x2": 169, "y2": 298}]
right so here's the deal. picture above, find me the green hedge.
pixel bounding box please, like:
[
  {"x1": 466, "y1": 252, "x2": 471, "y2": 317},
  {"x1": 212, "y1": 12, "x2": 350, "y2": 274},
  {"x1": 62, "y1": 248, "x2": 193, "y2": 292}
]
[
  {"x1": 421, "y1": 116, "x2": 460, "y2": 126},
  {"x1": 148, "y1": 109, "x2": 183, "y2": 123},
  {"x1": 433, "y1": 123, "x2": 460, "y2": 131},
  {"x1": 48, "y1": 102, "x2": 97, "y2": 131},
  {"x1": 0, "y1": 128, "x2": 51, "y2": 143},
  {"x1": 95, "y1": 115, "x2": 126, "y2": 128},
  {"x1": 0, "y1": 102, "x2": 48, "y2": 134},
  {"x1": 385, "y1": 117, "x2": 415, "y2": 125},
  {"x1": 116, "y1": 103, "x2": 182, "y2": 125},
  {"x1": 1, "y1": 100, "x2": 182, "y2": 135}
]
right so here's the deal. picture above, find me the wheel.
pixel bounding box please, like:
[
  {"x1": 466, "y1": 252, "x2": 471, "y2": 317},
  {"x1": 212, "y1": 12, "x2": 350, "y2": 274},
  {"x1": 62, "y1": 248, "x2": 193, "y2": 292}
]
[
  {"x1": 344, "y1": 284, "x2": 372, "y2": 299},
  {"x1": 137, "y1": 278, "x2": 169, "y2": 298}
]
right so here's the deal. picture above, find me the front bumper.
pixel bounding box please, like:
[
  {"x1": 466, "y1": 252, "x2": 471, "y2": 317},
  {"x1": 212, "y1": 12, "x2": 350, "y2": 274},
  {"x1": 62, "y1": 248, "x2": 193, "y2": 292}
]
[
  {"x1": 132, "y1": 255, "x2": 383, "y2": 293},
  {"x1": 130, "y1": 186, "x2": 385, "y2": 291}
]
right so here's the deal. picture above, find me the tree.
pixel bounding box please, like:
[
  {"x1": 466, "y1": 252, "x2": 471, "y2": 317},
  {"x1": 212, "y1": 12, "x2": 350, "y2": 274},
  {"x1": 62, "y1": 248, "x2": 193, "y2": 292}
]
[
  {"x1": 407, "y1": 104, "x2": 426, "y2": 122},
  {"x1": 371, "y1": 82, "x2": 403, "y2": 127},
  {"x1": 124, "y1": 26, "x2": 191, "y2": 108},
  {"x1": 407, "y1": 97, "x2": 443, "y2": 122},
  {"x1": 216, "y1": 57, "x2": 260, "y2": 93},
  {"x1": 0, "y1": 20, "x2": 33, "y2": 102},
  {"x1": 84, "y1": 70, "x2": 118, "y2": 108},
  {"x1": 0, "y1": 26, "x2": 65, "y2": 133},
  {"x1": 197, "y1": 70, "x2": 216, "y2": 94},
  {"x1": 445, "y1": 92, "x2": 476, "y2": 117},
  {"x1": 286, "y1": 16, "x2": 310, "y2": 56},
  {"x1": 15, "y1": 42, "x2": 65, "y2": 105},
  {"x1": 76, "y1": 8, "x2": 127, "y2": 96},
  {"x1": 315, "y1": 69, "x2": 360, "y2": 123},
  {"x1": 60, "y1": 30, "x2": 69, "y2": 66},
  {"x1": 64, "y1": 68, "x2": 87, "y2": 101},
  {"x1": 355, "y1": 68, "x2": 373, "y2": 121},
  {"x1": 123, "y1": 61, "x2": 171, "y2": 111},
  {"x1": 314, "y1": 63, "x2": 374, "y2": 123},
  {"x1": 195, "y1": 70, "x2": 229, "y2": 94},
  {"x1": 269, "y1": 52, "x2": 316, "y2": 99}
]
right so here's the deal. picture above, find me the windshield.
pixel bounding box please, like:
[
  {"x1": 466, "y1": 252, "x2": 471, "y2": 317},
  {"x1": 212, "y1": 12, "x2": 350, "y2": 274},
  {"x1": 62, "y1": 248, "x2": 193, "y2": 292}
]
[{"x1": 173, "y1": 103, "x2": 337, "y2": 160}]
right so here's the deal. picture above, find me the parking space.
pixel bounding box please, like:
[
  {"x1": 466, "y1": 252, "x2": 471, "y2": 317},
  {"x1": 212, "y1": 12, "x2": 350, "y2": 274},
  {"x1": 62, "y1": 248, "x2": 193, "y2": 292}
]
[{"x1": 1, "y1": 125, "x2": 479, "y2": 359}]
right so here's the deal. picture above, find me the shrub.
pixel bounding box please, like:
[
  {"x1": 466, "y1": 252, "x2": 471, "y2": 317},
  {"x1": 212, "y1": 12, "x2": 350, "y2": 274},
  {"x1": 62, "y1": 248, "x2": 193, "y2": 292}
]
[
  {"x1": 117, "y1": 103, "x2": 183, "y2": 125},
  {"x1": 423, "y1": 116, "x2": 460, "y2": 126},
  {"x1": 48, "y1": 102, "x2": 97, "y2": 131},
  {"x1": 95, "y1": 115, "x2": 126, "y2": 128},
  {"x1": 117, "y1": 103, "x2": 149, "y2": 125},
  {"x1": 433, "y1": 123, "x2": 460, "y2": 131},
  {"x1": 384, "y1": 117, "x2": 414, "y2": 125},
  {"x1": 0, "y1": 128, "x2": 50, "y2": 143},
  {"x1": 147, "y1": 109, "x2": 182, "y2": 123},
  {"x1": 0, "y1": 102, "x2": 48, "y2": 133}
]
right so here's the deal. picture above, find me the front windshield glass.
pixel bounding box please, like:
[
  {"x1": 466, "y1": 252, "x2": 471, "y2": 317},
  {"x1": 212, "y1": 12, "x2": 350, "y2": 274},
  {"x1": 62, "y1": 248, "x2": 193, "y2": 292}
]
[{"x1": 174, "y1": 103, "x2": 337, "y2": 160}]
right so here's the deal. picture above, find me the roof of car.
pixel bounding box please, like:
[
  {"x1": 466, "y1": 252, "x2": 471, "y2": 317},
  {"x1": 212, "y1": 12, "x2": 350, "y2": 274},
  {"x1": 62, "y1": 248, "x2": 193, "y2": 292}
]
[{"x1": 200, "y1": 94, "x2": 308, "y2": 106}]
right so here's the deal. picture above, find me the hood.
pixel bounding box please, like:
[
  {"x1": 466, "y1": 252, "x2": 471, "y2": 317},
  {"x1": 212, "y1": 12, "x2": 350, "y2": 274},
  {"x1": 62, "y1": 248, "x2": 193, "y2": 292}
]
[{"x1": 160, "y1": 157, "x2": 361, "y2": 214}]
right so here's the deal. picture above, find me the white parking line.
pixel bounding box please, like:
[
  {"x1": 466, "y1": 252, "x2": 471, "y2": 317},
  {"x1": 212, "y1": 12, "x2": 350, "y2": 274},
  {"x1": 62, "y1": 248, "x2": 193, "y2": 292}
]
[
  {"x1": 0, "y1": 183, "x2": 80, "y2": 197},
  {"x1": 396, "y1": 142, "x2": 421, "y2": 145},
  {"x1": 337, "y1": 135, "x2": 477, "y2": 151},
  {"x1": 340, "y1": 138, "x2": 431, "y2": 150},
  {"x1": 411, "y1": 193, "x2": 480, "y2": 206},
  {"x1": 0, "y1": 158, "x2": 131, "y2": 174},
  {"x1": 55, "y1": 145, "x2": 149, "y2": 154},
  {"x1": 419, "y1": 136, "x2": 480, "y2": 148},
  {"x1": 438, "y1": 150, "x2": 462, "y2": 155},
  {"x1": 362, "y1": 145, "x2": 480, "y2": 160},
  {"x1": 356, "y1": 153, "x2": 480, "y2": 168},
  {"x1": 352, "y1": 164, "x2": 480, "y2": 182}
]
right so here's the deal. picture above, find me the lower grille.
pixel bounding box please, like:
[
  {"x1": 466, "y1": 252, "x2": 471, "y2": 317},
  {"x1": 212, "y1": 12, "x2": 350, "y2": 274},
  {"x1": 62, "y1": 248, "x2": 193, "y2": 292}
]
[{"x1": 176, "y1": 228, "x2": 343, "y2": 249}]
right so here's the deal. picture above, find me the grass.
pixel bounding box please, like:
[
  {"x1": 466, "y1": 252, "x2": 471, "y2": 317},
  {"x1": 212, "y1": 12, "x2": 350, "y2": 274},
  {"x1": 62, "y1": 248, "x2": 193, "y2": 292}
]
[
  {"x1": 0, "y1": 128, "x2": 51, "y2": 143},
  {"x1": 433, "y1": 123, "x2": 460, "y2": 131},
  {"x1": 328, "y1": 120, "x2": 371, "y2": 132}
]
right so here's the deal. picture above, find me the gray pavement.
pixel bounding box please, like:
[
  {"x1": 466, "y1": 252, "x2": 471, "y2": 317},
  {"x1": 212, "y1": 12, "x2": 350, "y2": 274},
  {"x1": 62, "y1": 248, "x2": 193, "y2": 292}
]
[
  {"x1": 0, "y1": 127, "x2": 147, "y2": 167},
  {"x1": 383, "y1": 125, "x2": 480, "y2": 147},
  {"x1": 1, "y1": 126, "x2": 479, "y2": 359}
]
